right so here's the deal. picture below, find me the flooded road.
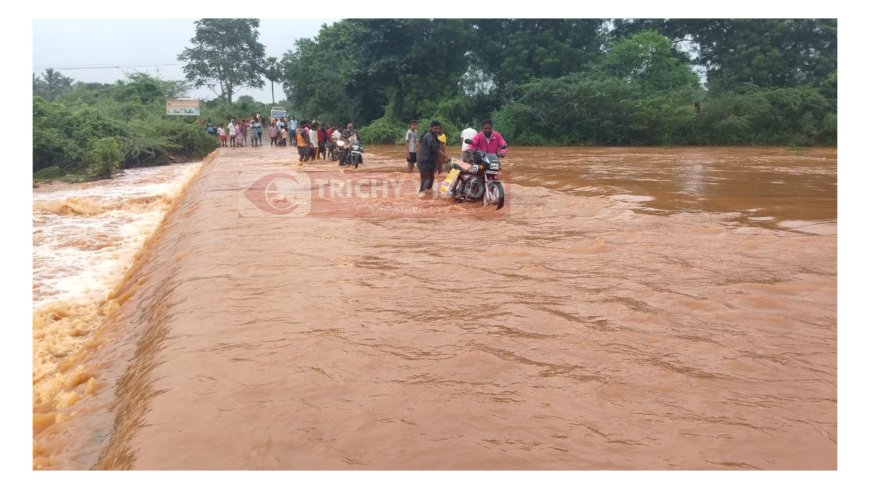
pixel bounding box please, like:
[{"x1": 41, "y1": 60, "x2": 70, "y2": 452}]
[{"x1": 33, "y1": 145, "x2": 836, "y2": 469}]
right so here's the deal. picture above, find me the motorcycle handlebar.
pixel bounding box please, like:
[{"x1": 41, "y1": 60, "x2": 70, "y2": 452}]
[{"x1": 464, "y1": 140, "x2": 508, "y2": 150}]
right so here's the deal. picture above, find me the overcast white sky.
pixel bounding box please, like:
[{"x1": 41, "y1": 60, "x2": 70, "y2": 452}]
[{"x1": 33, "y1": 18, "x2": 334, "y2": 103}]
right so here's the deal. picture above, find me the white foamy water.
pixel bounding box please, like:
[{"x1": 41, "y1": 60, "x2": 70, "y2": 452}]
[
  {"x1": 609, "y1": 194, "x2": 656, "y2": 203},
  {"x1": 32, "y1": 162, "x2": 204, "y2": 434},
  {"x1": 32, "y1": 163, "x2": 202, "y2": 309}
]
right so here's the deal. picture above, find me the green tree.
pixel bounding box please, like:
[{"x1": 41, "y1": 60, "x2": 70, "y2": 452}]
[
  {"x1": 282, "y1": 19, "x2": 475, "y2": 125},
  {"x1": 469, "y1": 19, "x2": 606, "y2": 102},
  {"x1": 490, "y1": 30, "x2": 700, "y2": 146},
  {"x1": 177, "y1": 18, "x2": 266, "y2": 104},
  {"x1": 87, "y1": 138, "x2": 123, "y2": 180},
  {"x1": 611, "y1": 19, "x2": 837, "y2": 94},
  {"x1": 34, "y1": 68, "x2": 74, "y2": 101},
  {"x1": 264, "y1": 56, "x2": 280, "y2": 105},
  {"x1": 602, "y1": 30, "x2": 699, "y2": 92},
  {"x1": 602, "y1": 30, "x2": 699, "y2": 144},
  {"x1": 283, "y1": 34, "x2": 356, "y2": 124}
]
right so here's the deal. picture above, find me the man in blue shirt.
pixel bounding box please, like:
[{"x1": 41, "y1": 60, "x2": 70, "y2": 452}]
[{"x1": 289, "y1": 115, "x2": 299, "y2": 147}]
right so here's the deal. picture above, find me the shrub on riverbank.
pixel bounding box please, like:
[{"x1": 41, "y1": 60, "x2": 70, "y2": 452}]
[
  {"x1": 33, "y1": 74, "x2": 220, "y2": 181},
  {"x1": 86, "y1": 138, "x2": 123, "y2": 180}
]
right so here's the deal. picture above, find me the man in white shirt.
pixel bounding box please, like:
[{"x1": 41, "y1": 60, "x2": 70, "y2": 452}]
[
  {"x1": 227, "y1": 119, "x2": 237, "y2": 147},
  {"x1": 460, "y1": 122, "x2": 478, "y2": 163},
  {"x1": 309, "y1": 122, "x2": 320, "y2": 159}
]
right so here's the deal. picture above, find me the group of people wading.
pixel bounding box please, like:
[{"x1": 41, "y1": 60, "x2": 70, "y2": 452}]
[{"x1": 406, "y1": 119, "x2": 507, "y2": 197}]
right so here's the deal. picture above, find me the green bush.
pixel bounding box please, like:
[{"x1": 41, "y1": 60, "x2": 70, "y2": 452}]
[
  {"x1": 818, "y1": 114, "x2": 837, "y2": 145},
  {"x1": 33, "y1": 74, "x2": 228, "y2": 181},
  {"x1": 359, "y1": 115, "x2": 406, "y2": 144},
  {"x1": 33, "y1": 166, "x2": 65, "y2": 181},
  {"x1": 492, "y1": 102, "x2": 539, "y2": 145},
  {"x1": 167, "y1": 122, "x2": 220, "y2": 159},
  {"x1": 87, "y1": 138, "x2": 122, "y2": 180}
]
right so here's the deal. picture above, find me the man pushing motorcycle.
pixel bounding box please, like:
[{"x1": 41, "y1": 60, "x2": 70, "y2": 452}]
[
  {"x1": 467, "y1": 119, "x2": 508, "y2": 159},
  {"x1": 439, "y1": 118, "x2": 508, "y2": 209}
]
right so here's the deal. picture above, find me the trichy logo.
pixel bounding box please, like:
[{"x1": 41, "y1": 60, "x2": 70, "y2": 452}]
[{"x1": 239, "y1": 171, "x2": 312, "y2": 217}]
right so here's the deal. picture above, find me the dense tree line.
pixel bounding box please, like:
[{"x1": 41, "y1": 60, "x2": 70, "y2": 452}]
[
  {"x1": 276, "y1": 19, "x2": 835, "y2": 146},
  {"x1": 33, "y1": 18, "x2": 836, "y2": 179}
]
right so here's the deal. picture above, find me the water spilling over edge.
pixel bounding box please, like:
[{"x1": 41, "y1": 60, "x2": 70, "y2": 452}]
[{"x1": 32, "y1": 157, "x2": 210, "y2": 460}]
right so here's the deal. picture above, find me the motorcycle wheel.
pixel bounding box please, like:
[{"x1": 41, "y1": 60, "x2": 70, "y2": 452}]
[
  {"x1": 452, "y1": 180, "x2": 465, "y2": 202},
  {"x1": 487, "y1": 181, "x2": 505, "y2": 210},
  {"x1": 352, "y1": 154, "x2": 360, "y2": 168},
  {"x1": 465, "y1": 177, "x2": 485, "y2": 202}
]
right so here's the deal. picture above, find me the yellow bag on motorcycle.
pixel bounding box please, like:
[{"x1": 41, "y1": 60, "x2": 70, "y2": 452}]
[{"x1": 439, "y1": 166, "x2": 462, "y2": 197}]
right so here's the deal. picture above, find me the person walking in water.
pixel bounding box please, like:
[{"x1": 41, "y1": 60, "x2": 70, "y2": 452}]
[
  {"x1": 460, "y1": 121, "x2": 477, "y2": 163},
  {"x1": 436, "y1": 128, "x2": 448, "y2": 175},
  {"x1": 317, "y1": 124, "x2": 328, "y2": 160},
  {"x1": 288, "y1": 115, "x2": 298, "y2": 147},
  {"x1": 227, "y1": 119, "x2": 237, "y2": 147},
  {"x1": 309, "y1": 122, "x2": 320, "y2": 160},
  {"x1": 251, "y1": 118, "x2": 262, "y2": 147},
  {"x1": 295, "y1": 121, "x2": 311, "y2": 165},
  {"x1": 405, "y1": 120, "x2": 418, "y2": 172},
  {"x1": 235, "y1": 122, "x2": 245, "y2": 147},
  {"x1": 239, "y1": 119, "x2": 248, "y2": 147},
  {"x1": 417, "y1": 120, "x2": 442, "y2": 197},
  {"x1": 269, "y1": 120, "x2": 278, "y2": 146}
]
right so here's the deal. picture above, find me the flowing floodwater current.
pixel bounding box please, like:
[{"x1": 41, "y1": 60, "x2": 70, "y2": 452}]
[
  {"x1": 32, "y1": 146, "x2": 836, "y2": 469},
  {"x1": 32, "y1": 162, "x2": 203, "y2": 453}
]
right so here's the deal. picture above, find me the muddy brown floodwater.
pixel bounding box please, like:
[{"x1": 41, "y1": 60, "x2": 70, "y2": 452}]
[{"x1": 33, "y1": 145, "x2": 836, "y2": 470}]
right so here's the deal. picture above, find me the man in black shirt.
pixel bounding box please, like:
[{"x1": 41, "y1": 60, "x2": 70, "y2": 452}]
[{"x1": 417, "y1": 120, "x2": 442, "y2": 197}]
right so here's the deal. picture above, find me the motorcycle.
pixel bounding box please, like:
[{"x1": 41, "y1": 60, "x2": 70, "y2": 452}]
[
  {"x1": 336, "y1": 137, "x2": 364, "y2": 168},
  {"x1": 350, "y1": 140, "x2": 364, "y2": 168},
  {"x1": 439, "y1": 139, "x2": 506, "y2": 209},
  {"x1": 333, "y1": 139, "x2": 347, "y2": 163}
]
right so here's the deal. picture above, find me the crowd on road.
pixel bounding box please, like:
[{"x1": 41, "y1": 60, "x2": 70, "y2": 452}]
[
  {"x1": 205, "y1": 113, "x2": 362, "y2": 165},
  {"x1": 204, "y1": 114, "x2": 509, "y2": 195}
]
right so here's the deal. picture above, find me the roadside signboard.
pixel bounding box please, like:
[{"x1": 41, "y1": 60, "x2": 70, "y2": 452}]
[
  {"x1": 270, "y1": 107, "x2": 287, "y2": 120},
  {"x1": 166, "y1": 99, "x2": 201, "y2": 116}
]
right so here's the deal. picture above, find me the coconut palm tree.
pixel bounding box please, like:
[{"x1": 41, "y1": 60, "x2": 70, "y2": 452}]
[
  {"x1": 38, "y1": 68, "x2": 74, "y2": 101},
  {"x1": 265, "y1": 56, "x2": 280, "y2": 105}
]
